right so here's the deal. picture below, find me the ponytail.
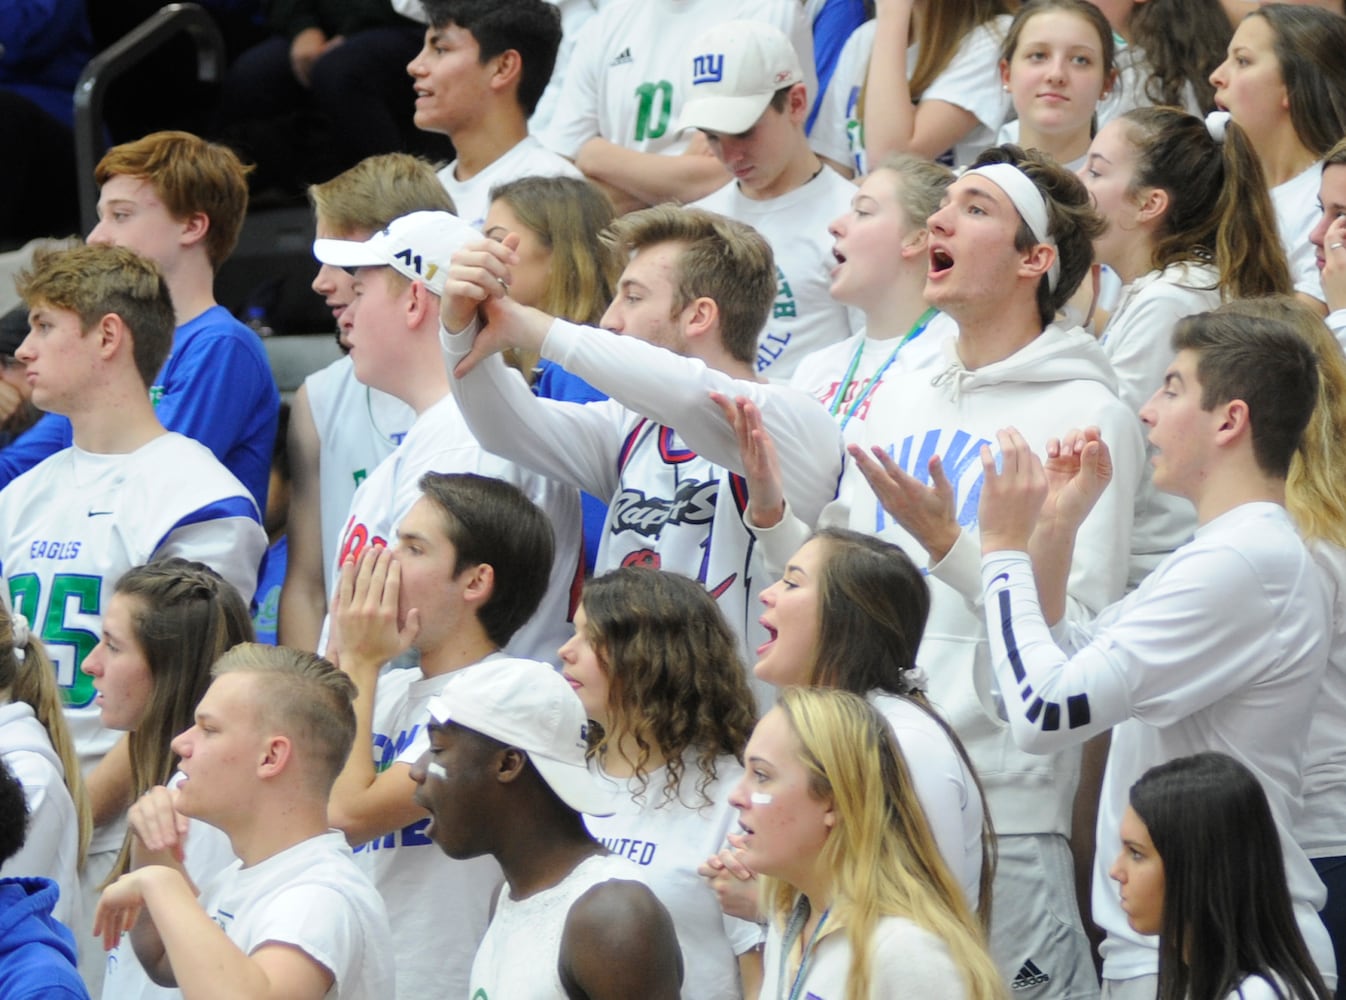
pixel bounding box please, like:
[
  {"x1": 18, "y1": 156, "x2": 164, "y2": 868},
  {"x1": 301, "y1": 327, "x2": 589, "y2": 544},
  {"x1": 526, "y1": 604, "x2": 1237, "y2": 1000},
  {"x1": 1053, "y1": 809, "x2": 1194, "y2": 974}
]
[
  {"x1": 1214, "y1": 120, "x2": 1292, "y2": 299},
  {"x1": 0, "y1": 613, "x2": 92, "y2": 867}
]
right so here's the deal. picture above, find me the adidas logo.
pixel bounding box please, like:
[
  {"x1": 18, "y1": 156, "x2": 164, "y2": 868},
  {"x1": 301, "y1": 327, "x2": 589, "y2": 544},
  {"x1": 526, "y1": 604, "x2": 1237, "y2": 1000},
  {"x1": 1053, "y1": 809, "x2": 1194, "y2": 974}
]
[
  {"x1": 610, "y1": 47, "x2": 633, "y2": 67},
  {"x1": 1011, "y1": 959, "x2": 1050, "y2": 991}
]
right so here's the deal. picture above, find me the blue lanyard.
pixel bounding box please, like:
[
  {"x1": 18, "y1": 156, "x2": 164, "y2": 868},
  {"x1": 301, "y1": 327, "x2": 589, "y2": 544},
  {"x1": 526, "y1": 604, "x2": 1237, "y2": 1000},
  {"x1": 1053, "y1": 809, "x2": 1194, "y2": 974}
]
[
  {"x1": 778, "y1": 898, "x2": 832, "y2": 1000},
  {"x1": 831, "y1": 307, "x2": 938, "y2": 430}
]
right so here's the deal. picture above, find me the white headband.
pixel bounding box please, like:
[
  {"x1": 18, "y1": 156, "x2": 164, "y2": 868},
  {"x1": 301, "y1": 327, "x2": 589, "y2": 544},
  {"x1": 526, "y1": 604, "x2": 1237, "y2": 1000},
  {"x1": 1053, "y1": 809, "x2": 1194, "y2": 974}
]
[{"x1": 964, "y1": 162, "x2": 1060, "y2": 292}]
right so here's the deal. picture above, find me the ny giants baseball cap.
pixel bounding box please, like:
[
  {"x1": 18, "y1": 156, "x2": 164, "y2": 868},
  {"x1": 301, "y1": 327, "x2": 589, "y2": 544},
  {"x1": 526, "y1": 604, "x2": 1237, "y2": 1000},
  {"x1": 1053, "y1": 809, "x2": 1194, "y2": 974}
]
[{"x1": 674, "y1": 20, "x2": 805, "y2": 136}]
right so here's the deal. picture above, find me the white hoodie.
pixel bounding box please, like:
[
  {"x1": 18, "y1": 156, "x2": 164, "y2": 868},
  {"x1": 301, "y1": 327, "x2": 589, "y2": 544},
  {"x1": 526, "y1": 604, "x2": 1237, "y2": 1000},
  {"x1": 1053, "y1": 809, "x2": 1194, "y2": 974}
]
[{"x1": 756, "y1": 323, "x2": 1145, "y2": 836}]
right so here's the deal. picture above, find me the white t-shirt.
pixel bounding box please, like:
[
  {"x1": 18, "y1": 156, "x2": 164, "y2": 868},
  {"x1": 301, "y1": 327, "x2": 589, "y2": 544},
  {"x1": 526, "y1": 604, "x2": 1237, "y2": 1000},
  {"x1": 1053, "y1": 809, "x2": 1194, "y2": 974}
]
[
  {"x1": 196, "y1": 831, "x2": 395, "y2": 999},
  {"x1": 304, "y1": 356, "x2": 413, "y2": 594},
  {"x1": 103, "y1": 770, "x2": 237, "y2": 1000},
  {"x1": 788, "y1": 312, "x2": 956, "y2": 445},
  {"x1": 870, "y1": 692, "x2": 983, "y2": 911},
  {"x1": 981, "y1": 503, "x2": 1335, "y2": 986},
  {"x1": 585, "y1": 752, "x2": 758, "y2": 1000},
  {"x1": 692, "y1": 169, "x2": 860, "y2": 381},
  {"x1": 1302, "y1": 541, "x2": 1346, "y2": 860},
  {"x1": 469, "y1": 852, "x2": 642, "y2": 999},
  {"x1": 539, "y1": 0, "x2": 815, "y2": 159},
  {"x1": 995, "y1": 119, "x2": 1087, "y2": 174},
  {"x1": 323, "y1": 392, "x2": 582, "y2": 665},
  {"x1": 1099, "y1": 262, "x2": 1220, "y2": 585},
  {"x1": 811, "y1": 17, "x2": 1012, "y2": 175},
  {"x1": 0, "y1": 434, "x2": 265, "y2": 853},
  {"x1": 760, "y1": 905, "x2": 969, "y2": 999},
  {"x1": 437, "y1": 136, "x2": 584, "y2": 230},
  {"x1": 1096, "y1": 40, "x2": 1201, "y2": 128},
  {"x1": 0, "y1": 701, "x2": 79, "y2": 927},
  {"x1": 1273, "y1": 162, "x2": 1326, "y2": 305},
  {"x1": 352, "y1": 663, "x2": 503, "y2": 1000}
]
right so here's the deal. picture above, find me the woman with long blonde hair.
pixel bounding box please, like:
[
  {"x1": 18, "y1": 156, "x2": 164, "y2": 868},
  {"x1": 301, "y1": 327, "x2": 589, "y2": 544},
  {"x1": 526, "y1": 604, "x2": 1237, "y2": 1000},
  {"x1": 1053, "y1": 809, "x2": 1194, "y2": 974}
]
[
  {"x1": 0, "y1": 602, "x2": 90, "y2": 927},
  {"x1": 1216, "y1": 295, "x2": 1346, "y2": 983},
  {"x1": 731, "y1": 687, "x2": 1005, "y2": 1000}
]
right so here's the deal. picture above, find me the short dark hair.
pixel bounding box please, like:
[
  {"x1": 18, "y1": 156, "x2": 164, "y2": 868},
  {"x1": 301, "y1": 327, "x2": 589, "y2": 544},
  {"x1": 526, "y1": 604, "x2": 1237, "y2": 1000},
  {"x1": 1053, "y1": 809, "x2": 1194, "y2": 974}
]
[
  {"x1": 1131, "y1": 752, "x2": 1332, "y2": 1000},
  {"x1": 417, "y1": 472, "x2": 554, "y2": 647},
  {"x1": 969, "y1": 144, "x2": 1104, "y2": 329},
  {"x1": 17, "y1": 243, "x2": 176, "y2": 388},
  {"x1": 421, "y1": 0, "x2": 563, "y2": 116},
  {"x1": 1172, "y1": 308, "x2": 1319, "y2": 480},
  {"x1": 0, "y1": 759, "x2": 28, "y2": 865}
]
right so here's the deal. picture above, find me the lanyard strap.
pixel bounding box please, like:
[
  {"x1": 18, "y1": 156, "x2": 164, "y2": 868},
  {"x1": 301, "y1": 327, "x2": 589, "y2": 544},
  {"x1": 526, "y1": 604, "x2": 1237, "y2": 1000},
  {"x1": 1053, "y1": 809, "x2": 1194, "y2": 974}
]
[
  {"x1": 777, "y1": 898, "x2": 832, "y2": 1000},
  {"x1": 831, "y1": 307, "x2": 938, "y2": 430}
]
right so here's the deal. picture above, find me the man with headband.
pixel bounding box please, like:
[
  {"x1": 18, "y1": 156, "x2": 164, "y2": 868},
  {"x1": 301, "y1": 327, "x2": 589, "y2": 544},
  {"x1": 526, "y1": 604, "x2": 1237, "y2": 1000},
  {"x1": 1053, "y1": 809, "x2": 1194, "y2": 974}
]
[
  {"x1": 409, "y1": 657, "x2": 683, "y2": 999},
  {"x1": 737, "y1": 144, "x2": 1145, "y2": 998}
]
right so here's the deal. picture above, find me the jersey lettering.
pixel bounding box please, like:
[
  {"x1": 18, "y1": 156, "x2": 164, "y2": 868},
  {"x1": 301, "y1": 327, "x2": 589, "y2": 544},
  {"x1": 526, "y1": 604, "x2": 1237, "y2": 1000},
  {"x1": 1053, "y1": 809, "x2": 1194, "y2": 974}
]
[
  {"x1": 9, "y1": 572, "x2": 102, "y2": 707},
  {"x1": 633, "y1": 80, "x2": 674, "y2": 141},
  {"x1": 610, "y1": 480, "x2": 719, "y2": 537},
  {"x1": 28, "y1": 539, "x2": 82, "y2": 560},
  {"x1": 596, "y1": 836, "x2": 657, "y2": 866},
  {"x1": 338, "y1": 516, "x2": 387, "y2": 566}
]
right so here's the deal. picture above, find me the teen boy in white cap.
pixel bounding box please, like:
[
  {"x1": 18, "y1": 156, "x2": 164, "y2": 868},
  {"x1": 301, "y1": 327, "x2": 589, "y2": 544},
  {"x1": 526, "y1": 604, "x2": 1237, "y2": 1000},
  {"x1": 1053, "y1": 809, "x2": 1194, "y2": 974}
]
[
  {"x1": 411, "y1": 657, "x2": 683, "y2": 999},
  {"x1": 313, "y1": 210, "x2": 582, "y2": 663},
  {"x1": 683, "y1": 19, "x2": 858, "y2": 381}
]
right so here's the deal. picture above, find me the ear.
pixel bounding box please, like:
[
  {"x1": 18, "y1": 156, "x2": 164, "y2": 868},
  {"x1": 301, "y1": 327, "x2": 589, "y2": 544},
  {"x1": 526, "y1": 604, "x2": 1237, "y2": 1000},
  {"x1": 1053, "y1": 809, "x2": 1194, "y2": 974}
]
[
  {"x1": 1101, "y1": 67, "x2": 1119, "y2": 100},
  {"x1": 1134, "y1": 186, "x2": 1169, "y2": 226},
  {"x1": 179, "y1": 211, "x2": 210, "y2": 251},
  {"x1": 787, "y1": 82, "x2": 809, "y2": 124},
  {"x1": 407, "y1": 278, "x2": 436, "y2": 328},
  {"x1": 490, "y1": 48, "x2": 523, "y2": 95},
  {"x1": 496, "y1": 746, "x2": 528, "y2": 784},
  {"x1": 899, "y1": 227, "x2": 929, "y2": 261},
  {"x1": 258, "y1": 735, "x2": 293, "y2": 778},
  {"x1": 822, "y1": 798, "x2": 837, "y2": 831},
  {"x1": 1019, "y1": 242, "x2": 1057, "y2": 283},
  {"x1": 95, "y1": 312, "x2": 130, "y2": 362},
  {"x1": 681, "y1": 295, "x2": 719, "y2": 344},
  {"x1": 1214, "y1": 397, "x2": 1251, "y2": 448},
  {"x1": 459, "y1": 561, "x2": 495, "y2": 607}
]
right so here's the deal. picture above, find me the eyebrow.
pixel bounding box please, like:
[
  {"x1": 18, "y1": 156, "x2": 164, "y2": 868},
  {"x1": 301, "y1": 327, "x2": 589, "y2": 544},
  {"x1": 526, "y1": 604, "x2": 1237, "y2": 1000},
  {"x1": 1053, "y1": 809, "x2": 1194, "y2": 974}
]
[
  {"x1": 959, "y1": 185, "x2": 1001, "y2": 208},
  {"x1": 483, "y1": 225, "x2": 510, "y2": 241},
  {"x1": 1162, "y1": 372, "x2": 1183, "y2": 389},
  {"x1": 1085, "y1": 152, "x2": 1111, "y2": 168},
  {"x1": 784, "y1": 562, "x2": 809, "y2": 578},
  {"x1": 396, "y1": 528, "x2": 429, "y2": 544},
  {"x1": 617, "y1": 277, "x2": 651, "y2": 294}
]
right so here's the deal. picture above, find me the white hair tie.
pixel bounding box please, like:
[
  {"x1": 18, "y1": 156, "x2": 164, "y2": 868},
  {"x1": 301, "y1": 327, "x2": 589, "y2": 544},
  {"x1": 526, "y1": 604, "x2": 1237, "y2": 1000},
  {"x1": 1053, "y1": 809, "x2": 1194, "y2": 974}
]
[
  {"x1": 11, "y1": 613, "x2": 28, "y2": 663},
  {"x1": 1205, "y1": 111, "x2": 1230, "y2": 144},
  {"x1": 964, "y1": 162, "x2": 1061, "y2": 293}
]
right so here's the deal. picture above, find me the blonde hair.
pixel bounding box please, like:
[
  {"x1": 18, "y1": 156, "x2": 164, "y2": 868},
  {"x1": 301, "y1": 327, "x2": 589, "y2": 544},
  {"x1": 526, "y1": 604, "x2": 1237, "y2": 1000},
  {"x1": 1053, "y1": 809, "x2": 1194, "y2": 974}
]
[
  {"x1": 0, "y1": 607, "x2": 91, "y2": 867},
  {"x1": 763, "y1": 689, "x2": 1005, "y2": 1000},
  {"x1": 489, "y1": 175, "x2": 622, "y2": 326},
  {"x1": 211, "y1": 644, "x2": 356, "y2": 794},
  {"x1": 308, "y1": 153, "x2": 455, "y2": 235},
  {"x1": 1218, "y1": 297, "x2": 1346, "y2": 549}
]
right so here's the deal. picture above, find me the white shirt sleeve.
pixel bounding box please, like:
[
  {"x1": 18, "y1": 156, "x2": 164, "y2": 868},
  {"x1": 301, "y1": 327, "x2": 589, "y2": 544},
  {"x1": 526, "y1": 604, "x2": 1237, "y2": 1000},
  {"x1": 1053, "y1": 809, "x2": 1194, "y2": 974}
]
[
  {"x1": 542, "y1": 319, "x2": 844, "y2": 526},
  {"x1": 981, "y1": 544, "x2": 1289, "y2": 753}
]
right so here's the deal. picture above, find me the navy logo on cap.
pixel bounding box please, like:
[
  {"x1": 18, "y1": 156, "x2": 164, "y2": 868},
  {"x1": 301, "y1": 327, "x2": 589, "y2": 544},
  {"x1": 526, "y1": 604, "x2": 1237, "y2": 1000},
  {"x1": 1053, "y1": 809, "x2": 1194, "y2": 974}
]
[
  {"x1": 394, "y1": 247, "x2": 440, "y2": 285},
  {"x1": 692, "y1": 53, "x2": 725, "y2": 85}
]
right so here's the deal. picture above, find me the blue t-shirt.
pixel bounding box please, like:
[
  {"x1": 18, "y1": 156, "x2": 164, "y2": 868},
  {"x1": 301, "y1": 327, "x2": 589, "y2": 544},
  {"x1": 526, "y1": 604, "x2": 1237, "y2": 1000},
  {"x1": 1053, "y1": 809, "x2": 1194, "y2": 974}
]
[
  {"x1": 251, "y1": 534, "x2": 287, "y2": 645},
  {"x1": 0, "y1": 305, "x2": 279, "y2": 510}
]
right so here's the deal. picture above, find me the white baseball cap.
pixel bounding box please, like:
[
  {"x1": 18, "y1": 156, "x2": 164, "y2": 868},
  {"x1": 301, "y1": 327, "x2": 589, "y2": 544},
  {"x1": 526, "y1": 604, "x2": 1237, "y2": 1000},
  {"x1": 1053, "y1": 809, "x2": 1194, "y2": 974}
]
[
  {"x1": 312, "y1": 210, "x2": 478, "y2": 296},
  {"x1": 675, "y1": 20, "x2": 805, "y2": 135},
  {"x1": 426, "y1": 658, "x2": 616, "y2": 817}
]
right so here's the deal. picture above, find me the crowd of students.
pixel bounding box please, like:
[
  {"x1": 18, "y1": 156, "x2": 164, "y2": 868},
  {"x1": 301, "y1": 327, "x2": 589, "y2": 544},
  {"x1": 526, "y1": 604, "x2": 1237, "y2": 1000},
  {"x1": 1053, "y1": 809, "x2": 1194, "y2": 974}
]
[{"x1": 2, "y1": 1, "x2": 1346, "y2": 998}]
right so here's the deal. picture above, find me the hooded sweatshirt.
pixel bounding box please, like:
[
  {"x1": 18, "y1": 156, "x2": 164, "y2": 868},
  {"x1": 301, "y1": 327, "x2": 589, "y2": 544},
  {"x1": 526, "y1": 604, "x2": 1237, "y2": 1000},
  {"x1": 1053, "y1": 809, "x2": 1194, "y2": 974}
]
[
  {"x1": 756, "y1": 324, "x2": 1146, "y2": 836},
  {"x1": 0, "y1": 877, "x2": 88, "y2": 999},
  {"x1": 0, "y1": 702, "x2": 79, "y2": 927}
]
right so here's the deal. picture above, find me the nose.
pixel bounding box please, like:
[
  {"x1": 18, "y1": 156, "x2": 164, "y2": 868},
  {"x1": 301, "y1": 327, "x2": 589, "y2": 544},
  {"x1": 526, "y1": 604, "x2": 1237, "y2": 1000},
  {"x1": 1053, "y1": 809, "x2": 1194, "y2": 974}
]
[
  {"x1": 927, "y1": 203, "x2": 953, "y2": 236},
  {"x1": 1209, "y1": 58, "x2": 1227, "y2": 91},
  {"x1": 407, "y1": 48, "x2": 427, "y2": 78},
  {"x1": 760, "y1": 580, "x2": 781, "y2": 607},
  {"x1": 87, "y1": 218, "x2": 111, "y2": 245},
  {"x1": 727, "y1": 774, "x2": 751, "y2": 811},
  {"x1": 828, "y1": 212, "x2": 846, "y2": 239},
  {"x1": 409, "y1": 750, "x2": 429, "y2": 785},
  {"x1": 1045, "y1": 54, "x2": 1067, "y2": 81},
  {"x1": 1109, "y1": 850, "x2": 1126, "y2": 884},
  {"x1": 14, "y1": 331, "x2": 36, "y2": 365},
  {"x1": 312, "y1": 262, "x2": 339, "y2": 296},
  {"x1": 599, "y1": 298, "x2": 621, "y2": 332},
  {"x1": 82, "y1": 644, "x2": 104, "y2": 677},
  {"x1": 1139, "y1": 394, "x2": 1158, "y2": 428},
  {"x1": 557, "y1": 632, "x2": 576, "y2": 664},
  {"x1": 1309, "y1": 210, "x2": 1329, "y2": 250},
  {"x1": 170, "y1": 727, "x2": 193, "y2": 758}
]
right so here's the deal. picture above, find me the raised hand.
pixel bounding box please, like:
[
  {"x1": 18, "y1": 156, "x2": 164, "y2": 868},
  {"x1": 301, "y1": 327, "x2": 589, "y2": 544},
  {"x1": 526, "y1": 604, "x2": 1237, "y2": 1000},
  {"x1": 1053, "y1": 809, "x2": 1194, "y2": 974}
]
[
  {"x1": 711, "y1": 392, "x2": 784, "y2": 528},
  {"x1": 977, "y1": 427, "x2": 1047, "y2": 554},
  {"x1": 848, "y1": 444, "x2": 960, "y2": 562}
]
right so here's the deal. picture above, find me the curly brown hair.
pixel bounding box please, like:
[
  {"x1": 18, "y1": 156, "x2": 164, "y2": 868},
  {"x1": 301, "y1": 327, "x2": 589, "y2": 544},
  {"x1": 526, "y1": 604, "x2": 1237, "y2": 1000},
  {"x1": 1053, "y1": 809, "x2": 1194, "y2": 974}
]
[{"x1": 579, "y1": 568, "x2": 757, "y2": 808}]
